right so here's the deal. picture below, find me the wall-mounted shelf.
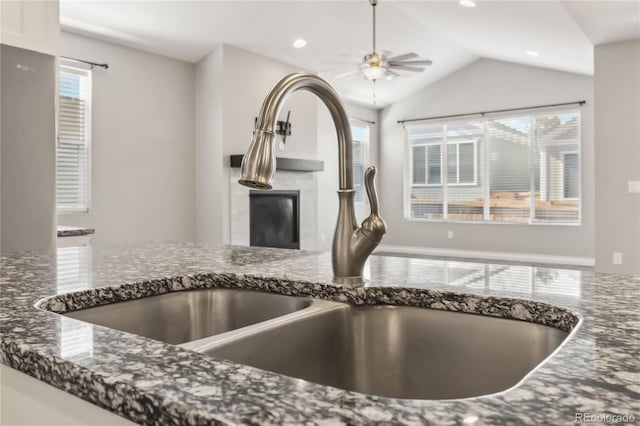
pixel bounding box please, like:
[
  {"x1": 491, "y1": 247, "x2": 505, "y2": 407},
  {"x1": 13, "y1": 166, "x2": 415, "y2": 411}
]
[{"x1": 230, "y1": 155, "x2": 324, "y2": 173}]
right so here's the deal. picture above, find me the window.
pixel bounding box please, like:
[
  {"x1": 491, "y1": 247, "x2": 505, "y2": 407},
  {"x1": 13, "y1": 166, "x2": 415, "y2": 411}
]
[
  {"x1": 57, "y1": 63, "x2": 91, "y2": 213},
  {"x1": 351, "y1": 121, "x2": 370, "y2": 203},
  {"x1": 406, "y1": 110, "x2": 580, "y2": 224}
]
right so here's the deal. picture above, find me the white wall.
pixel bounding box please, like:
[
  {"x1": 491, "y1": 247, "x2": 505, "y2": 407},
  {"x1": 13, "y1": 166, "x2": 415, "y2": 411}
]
[
  {"x1": 0, "y1": 0, "x2": 60, "y2": 57},
  {"x1": 195, "y1": 46, "x2": 224, "y2": 245},
  {"x1": 379, "y1": 58, "x2": 595, "y2": 260},
  {"x1": 317, "y1": 103, "x2": 380, "y2": 252},
  {"x1": 594, "y1": 39, "x2": 640, "y2": 274},
  {"x1": 1, "y1": 365, "x2": 135, "y2": 425},
  {"x1": 195, "y1": 44, "x2": 320, "y2": 245},
  {"x1": 58, "y1": 32, "x2": 196, "y2": 246},
  {"x1": 194, "y1": 44, "x2": 380, "y2": 251}
]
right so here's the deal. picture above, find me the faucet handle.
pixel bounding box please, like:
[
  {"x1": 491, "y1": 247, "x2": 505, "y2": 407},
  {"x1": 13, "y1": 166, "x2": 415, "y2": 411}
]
[
  {"x1": 361, "y1": 165, "x2": 386, "y2": 242},
  {"x1": 364, "y1": 166, "x2": 380, "y2": 216}
]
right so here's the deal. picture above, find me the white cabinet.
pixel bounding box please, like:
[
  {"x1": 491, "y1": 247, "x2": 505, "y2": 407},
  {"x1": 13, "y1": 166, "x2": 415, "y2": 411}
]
[
  {"x1": 0, "y1": 0, "x2": 60, "y2": 56},
  {"x1": 1, "y1": 365, "x2": 136, "y2": 425}
]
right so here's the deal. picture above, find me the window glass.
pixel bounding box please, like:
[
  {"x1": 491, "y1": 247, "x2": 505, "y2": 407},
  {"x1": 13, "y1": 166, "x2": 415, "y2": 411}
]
[
  {"x1": 534, "y1": 112, "x2": 580, "y2": 221},
  {"x1": 447, "y1": 144, "x2": 457, "y2": 184},
  {"x1": 409, "y1": 125, "x2": 444, "y2": 220},
  {"x1": 445, "y1": 122, "x2": 483, "y2": 221},
  {"x1": 563, "y1": 153, "x2": 579, "y2": 199},
  {"x1": 459, "y1": 143, "x2": 475, "y2": 183},
  {"x1": 412, "y1": 146, "x2": 426, "y2": 184},
  {"x1": 427, "y1": 144, "x2": 441, "y2": 184},
  {"x1": 57, "y1": 64, "x2": 91, "y2": 213},
  {"x1": 488, "y1": 116, "x2": 531, "y2": 222}
]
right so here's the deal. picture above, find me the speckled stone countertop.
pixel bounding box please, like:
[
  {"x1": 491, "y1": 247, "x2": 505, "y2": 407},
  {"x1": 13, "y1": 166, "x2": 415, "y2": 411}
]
[
  {"x1": 57, "y1": 225, "x2": 95, "y2": 238},
  {"x1": 1, "y1": 242, "x2": 638, "y2": 425}
]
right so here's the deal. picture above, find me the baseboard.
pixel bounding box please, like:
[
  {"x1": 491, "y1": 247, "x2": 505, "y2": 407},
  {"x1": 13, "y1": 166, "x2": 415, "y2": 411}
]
[{"x1": 374, "y1": 244, "x2": 595, "y2": 267}]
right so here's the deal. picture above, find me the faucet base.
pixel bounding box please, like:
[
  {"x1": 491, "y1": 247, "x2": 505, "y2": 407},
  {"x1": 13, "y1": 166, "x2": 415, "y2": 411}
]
[{"x1": 333, "y1": 275, "x2": 364, "y2": 286}]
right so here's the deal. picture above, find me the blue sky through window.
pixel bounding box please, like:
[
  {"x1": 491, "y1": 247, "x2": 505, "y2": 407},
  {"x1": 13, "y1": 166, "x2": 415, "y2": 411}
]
[
  {"x1": 60, "y1": 71, "x2": 81, "y2": 98},
  {"x1": 352, "y1": 125, "x2": 366, "y2": 142}
]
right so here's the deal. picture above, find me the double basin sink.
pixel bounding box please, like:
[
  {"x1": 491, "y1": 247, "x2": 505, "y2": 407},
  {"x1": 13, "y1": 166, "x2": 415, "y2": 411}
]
[{"x1": 63, "y1": 288, "x2": 571, "y2": 400}]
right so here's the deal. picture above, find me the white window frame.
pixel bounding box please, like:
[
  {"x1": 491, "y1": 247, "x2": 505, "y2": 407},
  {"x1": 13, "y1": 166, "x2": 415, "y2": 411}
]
[
  {"x1": 409, "y1": 131, "x2": 479, "y2": 188},
  {"x1": 404, "y1": 108, "x2": 581, "y2": 225},
  {"x1": 57, "y1": 61, "x2": 92, "y2": 214}
]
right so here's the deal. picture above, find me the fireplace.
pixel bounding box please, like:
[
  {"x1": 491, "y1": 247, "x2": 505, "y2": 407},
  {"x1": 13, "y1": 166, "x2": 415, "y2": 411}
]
[{"x1": 250, "y1": 190, "x2": 300, "y2": 250}]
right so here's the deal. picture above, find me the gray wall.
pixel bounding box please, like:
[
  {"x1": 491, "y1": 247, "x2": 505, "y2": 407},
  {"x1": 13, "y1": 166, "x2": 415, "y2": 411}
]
[
  {"x1": 379, "y1": 58, "x2": 595, "y2": 258},
  {"x1": 194, "y1": 44, "x2": 380, "y2": 250},
  {"x1": 195, "y1": 47, "x2": 224, "y2": 244},
  {"x1": 1, "y1": 44, "x2": 56, "y2": 253},
  {"x1": 57, "y1": 32, "x2": 196, "y2": 246},
  {"x1": 594, "y1": 39, "x2": 640, "y2": 274}
]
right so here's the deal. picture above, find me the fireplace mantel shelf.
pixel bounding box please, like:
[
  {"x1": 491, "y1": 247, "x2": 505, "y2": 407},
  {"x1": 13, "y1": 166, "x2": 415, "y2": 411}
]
[{"x1": 230, "y1": 155, "x2": 324, "y2": 173}]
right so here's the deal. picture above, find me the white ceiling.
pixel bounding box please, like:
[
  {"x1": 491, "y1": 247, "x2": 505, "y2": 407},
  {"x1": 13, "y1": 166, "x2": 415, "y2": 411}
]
[{"x1": 60, "y1": 0, "x2": 640, "y2": 108}]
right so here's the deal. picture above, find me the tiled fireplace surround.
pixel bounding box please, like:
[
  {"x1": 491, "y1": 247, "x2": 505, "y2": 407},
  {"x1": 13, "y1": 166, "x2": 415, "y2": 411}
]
[{"x1": 229, "y1": 168, "x2": 319, "y2": 251}]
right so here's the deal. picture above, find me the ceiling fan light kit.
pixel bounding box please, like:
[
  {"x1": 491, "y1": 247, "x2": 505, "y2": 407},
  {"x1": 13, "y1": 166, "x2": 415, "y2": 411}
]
[
  {"x1": 321, "y1": 0, "x2": 433, "y2": 85},
  {"x1": 360, "y1": 53, "x2": 388, "y2": 80},
  {"x1": 358, "y1": 0, "x2": 432, "y2": 81}
]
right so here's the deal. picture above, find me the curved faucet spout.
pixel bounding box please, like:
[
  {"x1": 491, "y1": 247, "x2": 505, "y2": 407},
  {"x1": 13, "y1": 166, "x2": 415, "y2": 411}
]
[
  {"x1": 239, "y1": 73, "x2": 386, "y2": 284},
  {"x1": 241, "y1": 73, "x2": 353, "y2": 190}
]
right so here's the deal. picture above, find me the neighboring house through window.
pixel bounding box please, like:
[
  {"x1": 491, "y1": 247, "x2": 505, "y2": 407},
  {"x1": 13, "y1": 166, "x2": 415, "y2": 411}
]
[
  {"x1": 562, "y1": 152, "x2": 579, "y2": 199},
  {"x1": 57, "y1": 62, "x2": 91, "y2": 213},
  {"x1": 406, "y1": 110, "x2": 581, "y2": 224}
]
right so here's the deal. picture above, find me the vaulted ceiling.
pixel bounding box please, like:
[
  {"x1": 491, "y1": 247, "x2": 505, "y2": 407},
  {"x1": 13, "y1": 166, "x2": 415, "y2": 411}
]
[{"x1": 60, "y1": 0, "x2": 640, "y2": 108}]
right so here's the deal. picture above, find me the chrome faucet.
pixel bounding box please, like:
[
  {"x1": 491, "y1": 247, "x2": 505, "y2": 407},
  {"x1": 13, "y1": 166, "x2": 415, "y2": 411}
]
[{"x1": 239, "y1": 73, "x2": 386, "y2": 284}]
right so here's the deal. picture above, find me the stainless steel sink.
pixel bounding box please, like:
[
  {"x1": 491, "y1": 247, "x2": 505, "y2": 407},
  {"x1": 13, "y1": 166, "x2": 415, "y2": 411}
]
[
  {"x1": 190, "y1": 304, "x2": 570, "y2": 400},
  {"x1": 63, "y1": 289, "x2": 312, "y2": 344},
  {"x1": 60, "y1": 287, "x2": 573, "y2": 400}
]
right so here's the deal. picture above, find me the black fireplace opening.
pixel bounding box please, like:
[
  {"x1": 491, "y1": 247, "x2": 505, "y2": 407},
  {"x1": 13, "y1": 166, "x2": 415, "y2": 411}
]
[{"x1": 250, "y1": 190, "x2": 300, "y2": 250}]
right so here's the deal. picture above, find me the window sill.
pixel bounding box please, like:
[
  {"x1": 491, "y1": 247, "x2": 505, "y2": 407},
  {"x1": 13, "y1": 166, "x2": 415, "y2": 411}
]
[
  {"x1": 403, "y1": 217, "x2": 582, "y2": 226},
  {"x1": 411, "y1": 183, "x2": 479, "y2": 188},
  {"x1": 57, "y1": 209, "x2": 89, "y2": 215}
]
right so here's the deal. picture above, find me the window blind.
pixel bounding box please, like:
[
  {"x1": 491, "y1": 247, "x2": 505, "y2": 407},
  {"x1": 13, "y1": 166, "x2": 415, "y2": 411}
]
[
  {"x1": 57, "y1": 65, "x2": 91, "y2": 212},
  {"x1": 446, "y1": 122, "x2": 483, "y2": 221},
  {"x1": 487, "y1": 116, "x2": 532, "y2": 222}
]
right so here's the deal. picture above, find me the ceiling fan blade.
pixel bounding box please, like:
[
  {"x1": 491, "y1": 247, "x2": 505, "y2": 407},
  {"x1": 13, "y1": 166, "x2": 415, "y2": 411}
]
[
  {"x1": 334, "y1": 68, "x2": 361, "y2": 79},
  {"x1": 386, "y1": 70, "x2": 401, "y2": 78},
  {"x1": 386, "y1": 53, "x2": 418, "y2": 62},
  {"x1": 319, "y1": 64, "x2": 357, "y2": 73},
  {"x1": 321, "y1": 60, "x2": 359, "y2": 65},
  {"x1": 390, "y1": 65, "x2": 425, "y2": 73},
  {"x1": 389, "y1": 60, "x2": 433, "y2": 66}
]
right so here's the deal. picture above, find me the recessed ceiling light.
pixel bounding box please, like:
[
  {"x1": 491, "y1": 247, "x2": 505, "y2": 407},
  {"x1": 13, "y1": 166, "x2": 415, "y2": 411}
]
[
  {"x1": 526, "y1": 50, "x2": 540, "y2": 57},
  {"x1": 292, "y1": 39, "x2": 307, "y2": 49},
  {"x1": 459, "y1": 0, "x2": 477, "y2": 8}
]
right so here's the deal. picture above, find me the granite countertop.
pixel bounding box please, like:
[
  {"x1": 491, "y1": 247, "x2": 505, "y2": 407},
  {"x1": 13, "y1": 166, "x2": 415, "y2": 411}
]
[
  {"x1": 57, "y1": 225, "x2": 95, "y2": 238},
  {"x1": 1, "y1": 242, "x2": 638, "y2": 425}
]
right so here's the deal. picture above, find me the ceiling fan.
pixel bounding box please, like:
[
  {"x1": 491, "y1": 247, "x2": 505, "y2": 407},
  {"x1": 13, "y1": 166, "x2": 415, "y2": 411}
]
[{"x1": 327, "y1": 0, "x2": 433, "y2": 81}]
